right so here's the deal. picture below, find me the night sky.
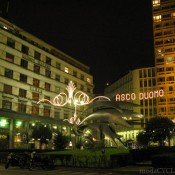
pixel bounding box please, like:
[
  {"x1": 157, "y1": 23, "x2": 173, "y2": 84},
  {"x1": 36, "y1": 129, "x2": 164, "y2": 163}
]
[{"x1": 2, "y1": 0, "x2": 154, "y2": 94}]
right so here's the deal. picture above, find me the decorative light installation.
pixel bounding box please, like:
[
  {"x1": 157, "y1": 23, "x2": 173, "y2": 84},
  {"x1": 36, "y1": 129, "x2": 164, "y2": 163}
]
[{"x1": 37, "y1": 81, "x2": 110, "y2": 125}]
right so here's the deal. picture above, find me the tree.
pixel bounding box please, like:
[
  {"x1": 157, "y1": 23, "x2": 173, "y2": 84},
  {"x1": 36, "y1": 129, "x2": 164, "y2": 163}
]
[
  {"x1": 145, "y1": 116, "x2": 175, "y2": 146},
  {"x1": 136, "y1": 131, "x2": 150, "y2": 147},
  {"x1": 32, "y1": 123, "x2": 52, "y2": 149},
  {"x1": 53, "y1": 131, "x2": 70, "y2": 150}
]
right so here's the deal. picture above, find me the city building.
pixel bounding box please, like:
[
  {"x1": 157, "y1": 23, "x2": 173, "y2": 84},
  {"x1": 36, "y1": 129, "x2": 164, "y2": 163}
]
[
  {"x1": 104, "y1": 67, "x2": 156, "y2": 143},
  {"x1": 152, "y1": 0, "x2": 175, "y2": 119},
  {"x1": 0, "y1": 17, "x2": 94, "y2": 149}
]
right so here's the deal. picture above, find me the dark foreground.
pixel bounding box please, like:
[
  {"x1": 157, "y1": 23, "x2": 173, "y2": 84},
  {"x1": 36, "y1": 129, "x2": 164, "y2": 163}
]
[{"x1": 1, "y1": 164, "x2": 174, "y2": 175}]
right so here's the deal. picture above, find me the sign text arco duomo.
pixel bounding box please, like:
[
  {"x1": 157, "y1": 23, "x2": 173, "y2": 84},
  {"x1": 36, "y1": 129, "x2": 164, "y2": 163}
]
[{"x1": 116, "y1": 90, "x2": 164, "y2": 101}]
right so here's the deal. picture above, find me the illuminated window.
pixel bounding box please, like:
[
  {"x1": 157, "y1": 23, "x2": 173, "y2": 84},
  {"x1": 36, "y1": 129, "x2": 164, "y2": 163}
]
[
  {"x1": 153, "y1": 15, "x2": 161, "y2": 22},
  {"x1": 87, "y1": 78, "x2": 91, "y2": 84},
  {"x1": 15, "y1": 120, "x2": 23, "y2": 128},
  {"x1": 172, "y1": 12, "x2": 175, "y2": 18},
  {"x1": 0, "y1": 118, "x2": 9, "y2": 128},
  {"x1": 64, "y1": 67, "x2": 69, "y2": 73},
  {"x1": 153, "y1": 0, "x2": 160, "y2": 6},
  {"x1": 166, "y1": 57, "x2": 174, "y2": 63}
]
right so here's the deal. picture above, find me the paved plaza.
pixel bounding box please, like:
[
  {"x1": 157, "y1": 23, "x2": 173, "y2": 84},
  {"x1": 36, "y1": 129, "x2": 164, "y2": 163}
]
[{"x1": 0, "y1": 164, "x2": 155, "y2": 175}]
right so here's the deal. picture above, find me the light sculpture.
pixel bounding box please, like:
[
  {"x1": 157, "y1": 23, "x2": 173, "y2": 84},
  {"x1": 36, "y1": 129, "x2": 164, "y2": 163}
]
[{"x1": 37, "y1": 81, "x2": 110, "y2": 125}]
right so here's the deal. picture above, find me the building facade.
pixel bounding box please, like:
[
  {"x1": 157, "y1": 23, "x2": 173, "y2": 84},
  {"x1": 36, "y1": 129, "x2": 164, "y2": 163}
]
[
  {"x1": 0, "y1": 17, "x2": 94, "y2": 149},
  {"x1": 152, "y1": 0, "x2": 175, "y2": 119},
  {"x1": 104, "y1": 67, "x2": 156, "y2": 142}
]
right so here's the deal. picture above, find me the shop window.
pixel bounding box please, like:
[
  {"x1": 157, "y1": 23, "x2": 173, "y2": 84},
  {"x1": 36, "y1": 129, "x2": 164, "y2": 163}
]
[
  {"x1": 21, "y1": 59, "x2": 28, "y2": 69},
  {"x1": 34, "y1": 64, "x2": 40, "y2": 74},
  {"x1": 2, "y1": 100, "x2": 12, "y2": 110},
  {"x1": 6, "y1": 52, "x2": 14, "y2": 63},
  {"x1": 19, "y1": 89, "x2": 26, "y2": 98},
  {"x1": 3, "y1": 84, "x2": 12, "y2": 94},
  {"x1": 4, "y1": 68, "x2": 13, "y2": 78},
  {"x1": 21, "y1": 45, "x2": 29, "y2": 54}
]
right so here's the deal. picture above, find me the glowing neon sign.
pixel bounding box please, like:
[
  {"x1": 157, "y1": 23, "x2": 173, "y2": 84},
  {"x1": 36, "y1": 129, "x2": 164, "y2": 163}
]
[{"x1": 116, "y1": 89, "x2": 164, "y2": 101}]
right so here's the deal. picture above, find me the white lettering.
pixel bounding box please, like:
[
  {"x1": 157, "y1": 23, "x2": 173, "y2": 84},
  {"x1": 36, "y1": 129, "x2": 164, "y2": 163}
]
[{"x1": 116, "y1": 90, "x2": 164, "y2": 101}]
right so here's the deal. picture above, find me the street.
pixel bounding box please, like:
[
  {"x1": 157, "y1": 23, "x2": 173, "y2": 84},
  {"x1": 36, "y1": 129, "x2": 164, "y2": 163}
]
[{"x1": 0, "y1": 166, "x2": 138, "y2": 175}]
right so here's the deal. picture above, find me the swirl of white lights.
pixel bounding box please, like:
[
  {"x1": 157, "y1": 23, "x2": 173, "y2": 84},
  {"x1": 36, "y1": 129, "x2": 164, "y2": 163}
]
[{"x1": 37, "y1": 81, "x2": 110, "y2": 125}]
